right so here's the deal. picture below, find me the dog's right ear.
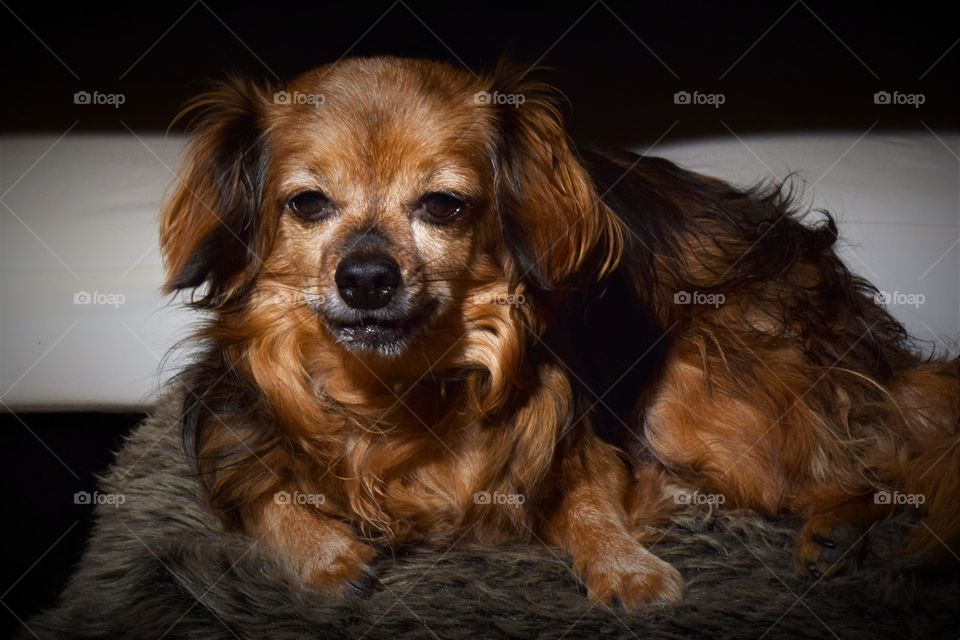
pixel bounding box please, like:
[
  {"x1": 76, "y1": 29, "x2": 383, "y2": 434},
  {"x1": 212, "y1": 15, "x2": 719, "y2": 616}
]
[{"x1": 159, "y1": 77, "x2": 272, "y2": 305}]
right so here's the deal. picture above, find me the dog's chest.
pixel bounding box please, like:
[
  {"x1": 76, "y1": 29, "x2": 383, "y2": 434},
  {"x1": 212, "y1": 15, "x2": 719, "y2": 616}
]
[{"x1": 343, "y1": 426, "x2": 518, "y2": 541}]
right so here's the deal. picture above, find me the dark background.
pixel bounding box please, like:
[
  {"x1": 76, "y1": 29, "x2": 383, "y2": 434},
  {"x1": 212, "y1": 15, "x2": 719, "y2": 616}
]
[
  {"x1": 2, "y1": 1, "x2": 958, "y2": 141},
  {"x1": 2, "y1": 1, "x2": 958, "y2": 636}
]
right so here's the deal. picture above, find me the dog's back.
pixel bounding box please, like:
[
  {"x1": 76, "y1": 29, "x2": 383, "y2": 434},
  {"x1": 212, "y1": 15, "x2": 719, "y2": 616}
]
[{"x1": 579, "y1": 148, "x2": 960, "y2": 571}]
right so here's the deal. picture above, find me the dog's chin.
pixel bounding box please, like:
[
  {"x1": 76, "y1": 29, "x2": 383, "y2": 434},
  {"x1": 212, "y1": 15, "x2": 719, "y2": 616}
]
[{"x1": 322, "y1": 304, "x2": 436, "y2": 357}]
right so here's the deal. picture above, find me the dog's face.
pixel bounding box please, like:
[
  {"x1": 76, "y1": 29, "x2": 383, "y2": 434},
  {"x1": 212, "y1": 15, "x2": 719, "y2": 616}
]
[
  {"x1": 161, "y1": 57, "x2": 620, "y2": 361},
  {"x1": 263, "y1": 63, "x2": 498, "y2": 354}
]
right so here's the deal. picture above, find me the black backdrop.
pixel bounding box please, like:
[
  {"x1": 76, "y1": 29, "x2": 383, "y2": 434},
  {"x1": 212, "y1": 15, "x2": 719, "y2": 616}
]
[{"x1": 3, "y1": 1, "x2": 958, "y2": 142}]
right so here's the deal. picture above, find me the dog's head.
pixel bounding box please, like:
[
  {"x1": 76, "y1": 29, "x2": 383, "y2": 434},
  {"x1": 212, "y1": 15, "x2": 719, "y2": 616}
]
[{"x1": 161, "y1": 58, "x2": 621, "y2": 360}]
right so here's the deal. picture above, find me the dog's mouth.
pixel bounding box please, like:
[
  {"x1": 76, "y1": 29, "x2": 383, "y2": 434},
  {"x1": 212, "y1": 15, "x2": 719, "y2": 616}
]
[{"x1": 323, "y1": 303, "x2": 436, "y2": 355}]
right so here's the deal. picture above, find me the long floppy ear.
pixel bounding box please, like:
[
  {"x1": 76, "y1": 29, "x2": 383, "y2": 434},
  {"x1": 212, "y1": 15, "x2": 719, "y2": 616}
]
[
  {"x1": 490, "y1": 65, "x2": 623, "y2": 291},
  {"x1": 159, "y1": 76, "x2": 272, "y2": 305}
]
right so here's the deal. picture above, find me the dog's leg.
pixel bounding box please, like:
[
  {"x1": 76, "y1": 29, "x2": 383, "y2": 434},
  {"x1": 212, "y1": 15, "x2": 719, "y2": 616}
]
[
  {"x1": 245, "y1": 493, "x2": 377, "y2": 594},
  {"x1": 544, "y1": 437, "x2": 683, "y2": 607}
]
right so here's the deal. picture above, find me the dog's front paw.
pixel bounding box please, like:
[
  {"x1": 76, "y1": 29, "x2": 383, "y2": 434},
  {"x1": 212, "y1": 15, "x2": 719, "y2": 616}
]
[
  {"x1": 300, "y1": 536, "x2": 379, "y2": 595},
  {"x1": 579, "y1": 542, "x2": 684, "y2": 608}
]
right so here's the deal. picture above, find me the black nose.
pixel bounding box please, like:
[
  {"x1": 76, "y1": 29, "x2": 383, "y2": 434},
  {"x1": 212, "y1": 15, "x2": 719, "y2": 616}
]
[{"x1": 335, "y1": 254, "x2": 401, "y2": 310}]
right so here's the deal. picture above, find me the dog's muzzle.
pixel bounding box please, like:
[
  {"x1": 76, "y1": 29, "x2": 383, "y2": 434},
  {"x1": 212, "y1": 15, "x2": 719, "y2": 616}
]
[{"x1": 323, "y1": 240, "x2": 434, "y2": 355}]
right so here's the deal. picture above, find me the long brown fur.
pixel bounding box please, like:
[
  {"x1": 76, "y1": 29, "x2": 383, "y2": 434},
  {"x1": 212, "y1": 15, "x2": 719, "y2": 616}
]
[
  {"x1": 160, "y1": 57, "x2": 959, "y2": 608},
  {"x1": 581, "y1": 148, "x2": 960, "y2": 575}
]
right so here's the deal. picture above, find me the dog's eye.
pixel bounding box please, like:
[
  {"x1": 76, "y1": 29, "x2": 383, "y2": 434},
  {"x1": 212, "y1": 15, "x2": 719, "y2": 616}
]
[
  {"x1": 288, "y1": 191, "x2": 334, "y2": 221},
  {"x1": 415, "y1": 192, "x2": 466, "y2": 223}
]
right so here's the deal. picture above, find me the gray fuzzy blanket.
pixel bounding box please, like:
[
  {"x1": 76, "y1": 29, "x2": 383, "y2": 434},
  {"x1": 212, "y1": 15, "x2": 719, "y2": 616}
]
[{"x1": 24, "y1": 393, "x2": 960, "y2": 639}]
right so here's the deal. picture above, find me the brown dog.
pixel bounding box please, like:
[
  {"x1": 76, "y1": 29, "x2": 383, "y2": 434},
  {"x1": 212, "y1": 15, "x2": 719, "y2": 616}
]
[{"x1": 160, "y1": 56, "x2": 959, "y2": 607}]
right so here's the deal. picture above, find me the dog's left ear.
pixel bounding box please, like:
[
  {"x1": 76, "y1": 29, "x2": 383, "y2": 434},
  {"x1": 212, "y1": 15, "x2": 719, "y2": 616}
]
[
  {"x1": 488, "y1": 66, "x2": 623, "y2": 291},
  {"x1": 159, "y1": 76, "x2": 272, "y2": 306}
]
